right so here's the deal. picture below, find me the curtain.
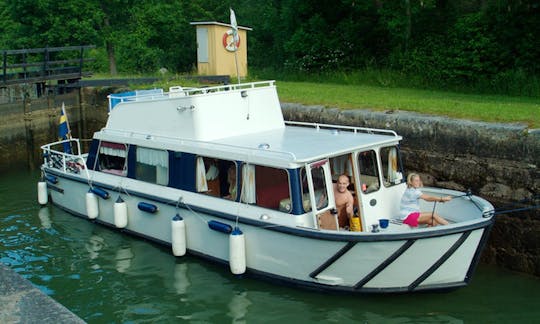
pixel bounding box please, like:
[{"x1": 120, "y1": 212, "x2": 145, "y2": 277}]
[
  {"x1": 156, "y1": 166, "x2": 168, "y2": 185},
  {"x1": 206, "y1": 163, "x2": 219, "y2": 180},
  {"x1": 196, "y1": 157, "x2": 208, "y2": 192},
  {"x1": 240, "y1": 164, "x2": 256, "y2": 204},
  {"x1": 387, "y1": 147, "x2": 402, "y2": 183},
  {"x1": 136, "y1": 147, "x2": 168, "y2": 167},
  {"x1": 100, "y1": 146, "x2": 127, "y2": 158}
]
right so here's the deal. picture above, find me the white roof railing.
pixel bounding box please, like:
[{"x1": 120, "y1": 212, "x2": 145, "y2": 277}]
[
  {"x1": 107, "y1": 80, "x2": 276, "y2": 110},
  {"x1": 285, "y1": 121, "x2": 399, "y2": 137}
]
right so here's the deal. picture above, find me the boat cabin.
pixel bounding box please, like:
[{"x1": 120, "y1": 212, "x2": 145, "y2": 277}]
[{"x1": 69, "y1": 81, "x2": 406, "y2": 232}]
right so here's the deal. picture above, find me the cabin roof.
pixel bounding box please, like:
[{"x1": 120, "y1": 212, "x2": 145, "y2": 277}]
[
  {"x1": 98, "y1": 81, "x2": 402, "y2": 167},
  {"x1": 97, "y1": 121, "x2": 401, "y2": 167},
  {"x1": 212, "y1": 123, "x2": 401, "y2": 163}
]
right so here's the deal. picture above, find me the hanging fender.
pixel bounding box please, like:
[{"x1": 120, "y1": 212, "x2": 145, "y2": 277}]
[{"x1": 171, "y1": 214, "x2": 187, "y2": 257}]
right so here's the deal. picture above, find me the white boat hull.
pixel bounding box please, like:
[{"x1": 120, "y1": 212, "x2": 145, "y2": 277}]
[{"x1": 43, "y1": 168, "x2": 493, "y2": 293}]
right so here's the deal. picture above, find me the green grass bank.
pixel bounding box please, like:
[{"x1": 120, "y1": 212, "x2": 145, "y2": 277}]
[{"x1": 275, "y1": 81, "x2": 539, "y2": 128}]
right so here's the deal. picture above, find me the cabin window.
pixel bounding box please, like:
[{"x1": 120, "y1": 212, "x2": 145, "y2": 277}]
[
  {"x1": 329, "y1": 155, "x2": 353, "y2": 181},
  {"x1": 239, "y1": 164, "x2": 291, "y2": 211},
  {"x1": 135, "y1": 147, "x2": 169, "y2": 185},
  {"x1": 195, "y1": 156, "x2": 237, "y2": 200},
  {"x1": 380, "y1": 146, "x2": 404, "y2": 187},
  {"x1": 98, "y1": 141, "x2": 127, "y2": 176},
  {"x1": 298, "y1": 166, "x2": 329, "y2": 212},
  {"x1": 358, "y1": 150, "x2": 380, "y2": 193},
  {"x1": 300, "y1": 168, "x2": 311, "y2": 212}
]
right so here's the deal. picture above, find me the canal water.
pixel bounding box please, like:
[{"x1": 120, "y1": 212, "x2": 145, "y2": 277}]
[{"x1": 1, "y1": 170, "x2": 539, "y2": 323}]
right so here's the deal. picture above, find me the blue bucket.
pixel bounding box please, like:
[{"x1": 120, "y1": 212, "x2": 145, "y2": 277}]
[{"x1": 379, "y1": 219, "x2": 389, "y2": 229}]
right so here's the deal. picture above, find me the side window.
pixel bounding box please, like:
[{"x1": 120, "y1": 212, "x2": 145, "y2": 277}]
[
  {"x1": 249, "y1": 165, "x2": 290, "y2": 211},
  {"x1": 136, "y1": 147, "x2": 168, "y2": 185},
  {"x1": 358, "y1": 150, "x2": 380, "y2": 193},
  {"x1": 311, "y1": 163, "x2": 329, "y2": 210},
  {"x1": 98, "y1": 142, "x2": 127, "y2": 176},
  {"x1": 299, "y1": 165, "x2": 331, "y2": 213},
  {"x1": 195, "y1": 156, "x2": 237, "y2": 200},
  {"x1": 380, "y1": 146, "x2": 404, "y2": 187},
  {"x1": 301, "y1": 168, "x2": 310, "y2": 212},
  {"x1": 329, "y1": 155, "x2": 353, "y2": 181}
]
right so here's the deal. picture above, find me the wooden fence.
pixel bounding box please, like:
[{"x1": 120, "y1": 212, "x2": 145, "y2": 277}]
[{"x1": 1, "y1": 45, "x2": 94, "y2": 86}]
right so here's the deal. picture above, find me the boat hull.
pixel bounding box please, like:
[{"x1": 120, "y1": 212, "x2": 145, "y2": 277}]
[{"x1": 43, "y1": 168, "x2": 494, "y2": 293}]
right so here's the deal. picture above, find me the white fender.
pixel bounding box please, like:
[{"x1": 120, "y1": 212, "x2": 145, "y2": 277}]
[
  {"x1": 114, "y1": 196, "x2": 128, "y2": 228},
  {"x1": 229, "y1": 227, "x2": 246, "y2": 274},
  {"x1": 171, "y1": 214, "x2": 186, "y2": 256},
  {"x1": 37, "y1": 181, "x2": 48, "y2": 205},
  {"x1": 86, "y1": 191, "x2": 99, "y2": 219}
]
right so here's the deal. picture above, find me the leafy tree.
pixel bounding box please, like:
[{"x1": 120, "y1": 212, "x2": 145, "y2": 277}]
[{"x1": 0, "y1": 0, "x2": 537, "y2": 95}]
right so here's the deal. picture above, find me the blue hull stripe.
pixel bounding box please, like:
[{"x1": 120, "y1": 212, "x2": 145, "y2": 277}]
[
  {"x1": 353, "y1": 239, "x2": 416, "y2": 289},
  {"x1": 408, "y1": 230, "x2": 472, "y2": 291},
  {"x1": 309, "y1": 242, "x2": 356, "y2": 278}
]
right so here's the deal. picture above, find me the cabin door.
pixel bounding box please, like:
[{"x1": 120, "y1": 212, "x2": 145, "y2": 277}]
[{"x1": 305, "y1": 159, "x2": 337, "y2": 230}]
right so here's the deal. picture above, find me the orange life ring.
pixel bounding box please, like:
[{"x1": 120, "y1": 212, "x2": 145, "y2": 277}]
[{"x1": 222, "y1": 29, "x2": 240, "y2": 52}]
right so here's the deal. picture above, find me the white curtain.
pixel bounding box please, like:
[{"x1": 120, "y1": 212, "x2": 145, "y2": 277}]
[
  {"x1": 137, "y1": 147, "x2": 169, "y2": 185},
  {"x1": 387, "y1": 147, "x2": 398, "y2": 182},
  {"x1": 137, "y1": 147, "x2": 168, "y2": 167},
  {"x1": 206, "y1": 163, "x2": 219, "y2": 180},
  {"x1": 100, "y1": 146, "x2": 126, "y2": 158},
  {"x1": 240, "y1": 164, "x2": 256, "y2": 204},
  {"x1": 156, "y1": 166, "x2": 168, "y2": 185},
  {"x1": 196, "y1": 157, "x2": 208, "y2": 192},
  {"x1": 331, "y1": 155, "x2": 353, "y2": 178}
]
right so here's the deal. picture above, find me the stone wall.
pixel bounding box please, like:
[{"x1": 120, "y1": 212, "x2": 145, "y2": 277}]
[
  {"x1": 282, "y1": 103, "x2": 540, "y2": 276},
  {"x1": 0, "y1": 92, "x2": 77, "y2": 171},
  {"x1": 0, "y1": 87, "x2": 111, "y2": 172}
]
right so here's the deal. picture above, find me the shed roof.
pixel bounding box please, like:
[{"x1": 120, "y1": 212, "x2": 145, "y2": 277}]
[{"x1": 190, "y1": 21, "x2": 253, "y2": 31}]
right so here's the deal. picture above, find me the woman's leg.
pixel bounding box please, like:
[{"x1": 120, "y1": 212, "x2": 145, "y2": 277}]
[{"x1": 418, "y1": 212, "x2": 449, "y2": 226}]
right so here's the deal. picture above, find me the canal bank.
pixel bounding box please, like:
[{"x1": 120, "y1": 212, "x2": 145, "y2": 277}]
[
  {"x1": 0, "y1": 263, "x2": 85, "y2": 323},
  {"x1": 0, "y1": 87, "x2": 538, "y2": 276}
]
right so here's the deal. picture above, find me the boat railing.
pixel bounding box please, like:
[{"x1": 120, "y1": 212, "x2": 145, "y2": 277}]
[
  {"x1": 40, "y1": 138, "x2": 89, "y2": 175},
  {"x1": 101, "y1": 128, "x2": 298, "y2": 164},
  {"x1": 108, "y1": 80, "x2": 276, "y2": 111},
  {"x1": 285, "y1": 121, "x2": 399, "y2": 137},
  {"x1": 180, "y1": 80, "x2": 276, "y2": 96}
]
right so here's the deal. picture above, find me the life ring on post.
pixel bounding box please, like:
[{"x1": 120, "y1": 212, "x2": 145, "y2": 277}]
[{"x1": 222, "y1": 29, "x2": 240, "y2": 52}]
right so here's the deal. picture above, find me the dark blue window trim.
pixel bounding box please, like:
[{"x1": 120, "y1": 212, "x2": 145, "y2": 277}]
[
  {"x1": 168, "y1": 151, "x2": 196, "y2": 191},
  {"x1": 288, "y1": 168, "x2": 303, "y2": 215},
  {"x1": 85, "y1": 139, "x2": 99, "y2": 170}
]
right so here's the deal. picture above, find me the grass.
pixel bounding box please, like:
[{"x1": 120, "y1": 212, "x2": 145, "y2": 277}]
[
  {"x1": 86, "y1": 73, "x2": 539, "y2": 128},
  {"x1": 275, "y1": 81, "x2": 540, "y2": 128}
]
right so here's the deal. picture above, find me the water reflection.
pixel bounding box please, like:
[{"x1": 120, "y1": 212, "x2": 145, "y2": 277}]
[
  {"x1": 115, "y1": 247, "x2": 134, "y2": 273},
  {"x1": 173, "y1": 263, "x2": 190, "y2": 295},
  {"x1": 227, "y1": 291, "x2": 251, "y2": 323},
  {"x1": 85, "y1": 234, "x2": 106, "y2": 271},
  {"x1": 38, "y1": 206, "x2": 52, "y2": 229}
]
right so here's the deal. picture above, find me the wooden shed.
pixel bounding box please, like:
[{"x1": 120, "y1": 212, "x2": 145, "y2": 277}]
[{"x1": 190, "y1": 22, "x2": 252, "y2": 78}]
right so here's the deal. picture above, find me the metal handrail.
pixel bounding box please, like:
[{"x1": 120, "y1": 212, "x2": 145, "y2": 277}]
[
  {"x1": 108, "y1": 80, "x2": 276, "y2": 102},
  {"x1": 100, "y1": 128, "x2": 298, "y2": 163},
  {"x1": 285, "y1": 120, "x2": 399, "y2": 137}
]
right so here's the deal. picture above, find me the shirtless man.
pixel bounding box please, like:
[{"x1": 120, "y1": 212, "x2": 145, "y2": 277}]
[{"x1": 333, "y1": 174, "x2": 354, "y2": 228}]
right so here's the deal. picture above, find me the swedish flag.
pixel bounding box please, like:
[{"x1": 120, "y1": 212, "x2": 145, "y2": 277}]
[{"x1": 58, "y1": 103, "x2": 72, "y2": 153}]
